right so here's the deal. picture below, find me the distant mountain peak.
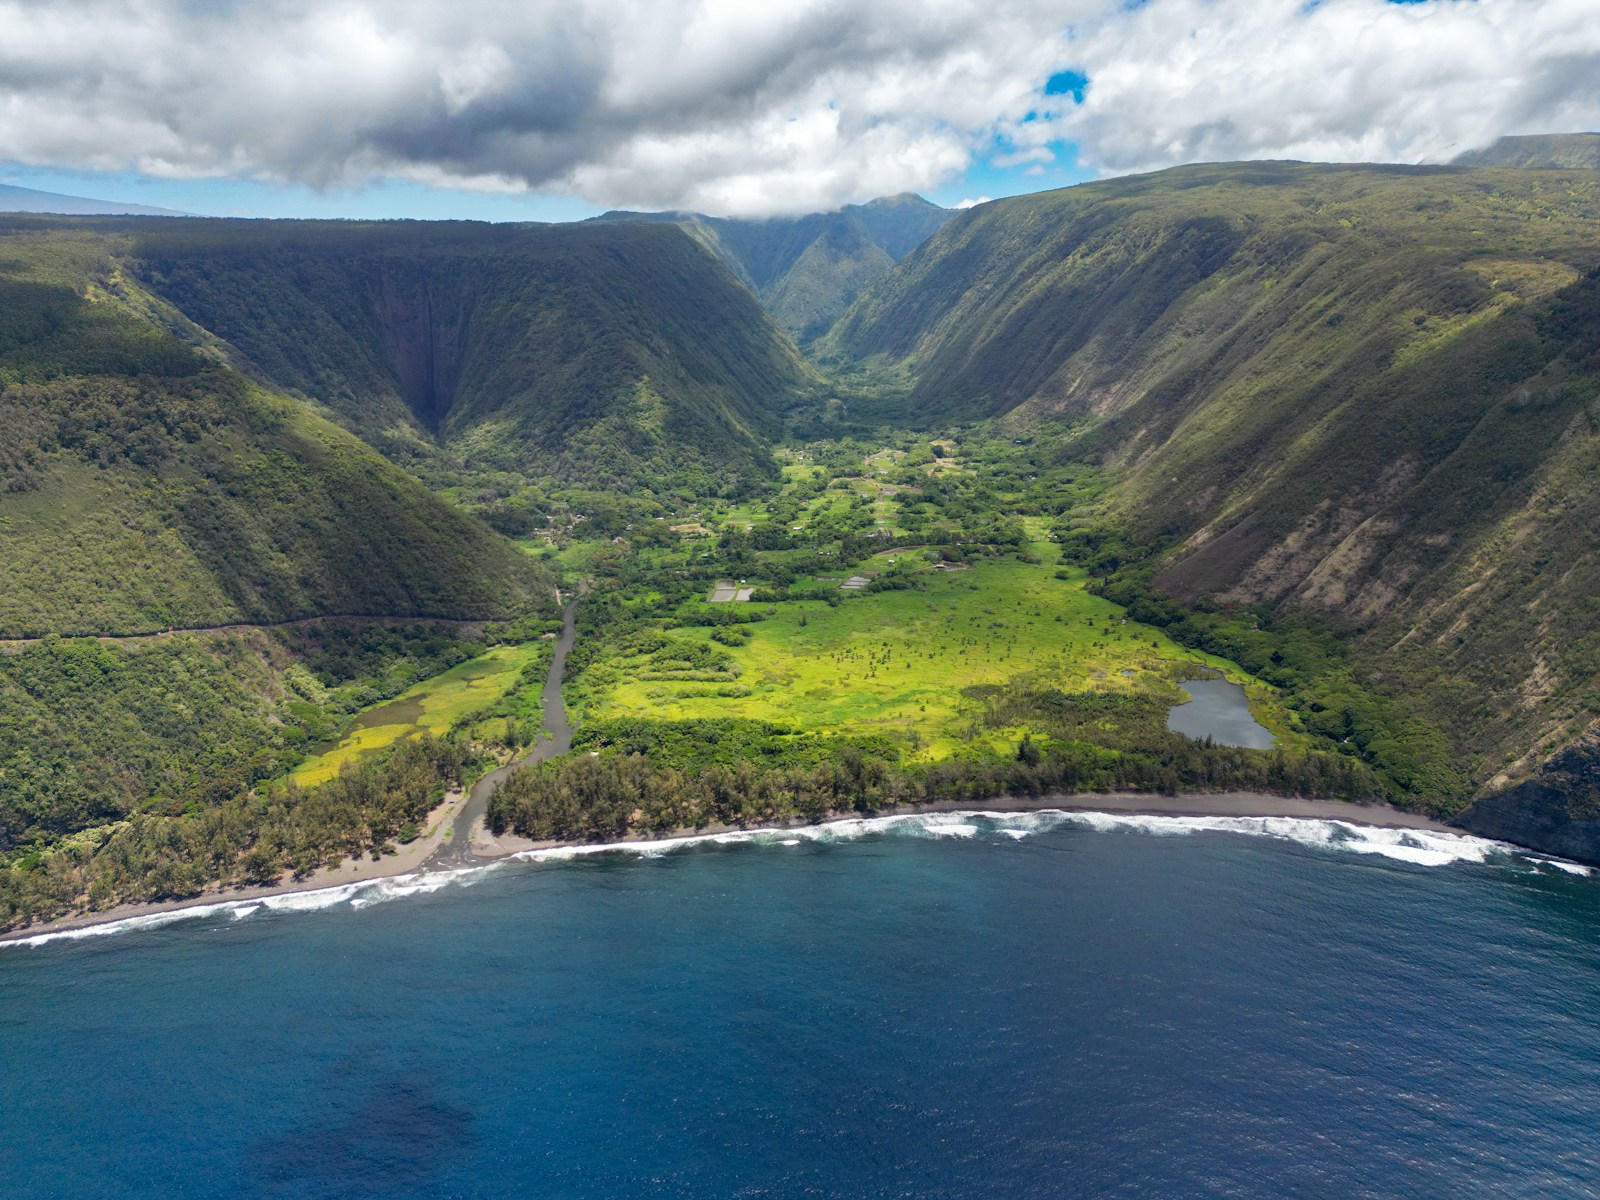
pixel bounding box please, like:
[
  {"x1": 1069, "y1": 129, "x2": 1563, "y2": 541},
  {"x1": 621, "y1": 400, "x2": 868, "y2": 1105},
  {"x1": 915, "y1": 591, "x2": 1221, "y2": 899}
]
[
  {"x1": 851, "y1": 193, "x2": 944, "y2": 211},
  {"x1": 590, "y1": 208, "x2": 692, "y2": 223},
  {"x1": 583, "y1": 195, "x2": 955, "y2": 340}
]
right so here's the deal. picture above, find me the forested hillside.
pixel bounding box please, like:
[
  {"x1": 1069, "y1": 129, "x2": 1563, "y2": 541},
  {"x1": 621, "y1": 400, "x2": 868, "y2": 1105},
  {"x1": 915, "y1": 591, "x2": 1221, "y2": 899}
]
[
  {"x1": 0, "y1": 219, "x2": 556, "y2": 880},
  {"x1": 0, "y1": 221, "x2": 551, "y2": 635},
  {"x1": 126, "y1": 220, "x2": 815, "y2": 493},
  {"x1": 826, "y1": 162, "x2": 1600, "y2": 824}
]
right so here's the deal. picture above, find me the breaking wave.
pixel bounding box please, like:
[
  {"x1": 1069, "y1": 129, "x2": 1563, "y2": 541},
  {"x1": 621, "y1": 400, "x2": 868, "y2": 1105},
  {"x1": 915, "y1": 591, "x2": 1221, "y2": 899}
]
[
  {"x1": 510, "y1": 809, "x2": 1529, "y2": 871},
  {"x1": 7, "y1": 810, "x2": 1588, "y2": 947},
  {"x1": 3, "y1": 865, "x2": 500, "y2": 949}
]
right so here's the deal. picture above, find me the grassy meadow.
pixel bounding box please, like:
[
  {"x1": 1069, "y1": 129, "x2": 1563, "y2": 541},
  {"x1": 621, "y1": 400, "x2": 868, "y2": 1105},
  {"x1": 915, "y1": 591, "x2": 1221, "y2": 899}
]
[
  {"x1": 571, "y1": 438, "x2": 1295, "y2": 761},
  {"x1": 588, "y1": 555, "x2": 1285, "y2": 760},
  {"x1": 291, "y1": 640, "x2": 550, "y2": 786}
]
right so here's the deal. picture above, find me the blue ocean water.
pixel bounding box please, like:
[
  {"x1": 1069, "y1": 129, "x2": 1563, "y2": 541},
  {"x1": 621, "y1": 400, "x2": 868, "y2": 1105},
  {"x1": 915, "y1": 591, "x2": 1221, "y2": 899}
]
[{"x1": 4, "y1": 811, "x2": 1600, "y2": 1199}]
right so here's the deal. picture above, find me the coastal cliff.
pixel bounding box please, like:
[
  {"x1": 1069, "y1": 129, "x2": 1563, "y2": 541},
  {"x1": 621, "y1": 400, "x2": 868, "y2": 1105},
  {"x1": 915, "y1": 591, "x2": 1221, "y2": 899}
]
[{"x1": 1454, "y1": 735, "x2": 1600, "y2": 866}]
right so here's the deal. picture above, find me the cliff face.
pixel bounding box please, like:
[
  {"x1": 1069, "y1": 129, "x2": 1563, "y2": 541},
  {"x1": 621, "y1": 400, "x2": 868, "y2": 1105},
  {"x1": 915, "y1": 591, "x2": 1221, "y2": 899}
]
[
  {"x1": 371, "y1": 267, "x2": 473, "y2": 433},
  {"x1": 0, "y1": 221, "x2": 556, "y2": 636},
  {"x1": 588, "y1": 194, "x2": 953, "y2": 341},
  {"x1": 1454, "y1": 735, "x2": 1600, "y2": 866},
  {"x1": 127, "y1": 220, "x2": 814, "y2": 489}
]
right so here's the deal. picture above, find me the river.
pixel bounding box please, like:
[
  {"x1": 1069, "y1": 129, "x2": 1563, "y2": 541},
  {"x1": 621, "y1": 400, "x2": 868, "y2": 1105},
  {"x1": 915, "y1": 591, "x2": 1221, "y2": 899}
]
[{"x1": 427, "y1": 598, "x2": 577, "y2": 870}]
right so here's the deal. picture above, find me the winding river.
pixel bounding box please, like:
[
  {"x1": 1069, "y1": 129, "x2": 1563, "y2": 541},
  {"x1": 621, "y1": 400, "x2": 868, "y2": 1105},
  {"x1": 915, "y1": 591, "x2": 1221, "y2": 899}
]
[{"x1": 426, "y1": 598, "x2": 578, "y2": 869}]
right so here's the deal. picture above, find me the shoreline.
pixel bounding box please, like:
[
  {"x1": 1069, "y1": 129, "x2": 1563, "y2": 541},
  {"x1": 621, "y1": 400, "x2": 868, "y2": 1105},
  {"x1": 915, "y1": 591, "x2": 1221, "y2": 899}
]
[
  {"x1": 1, "y1": 791, "x2": 1463, "y2": 943},
  {"x1": 0, "y1": 783, "x2": 473, "y2": 945},
  {"x1": 470, "y1": 790, "x2": 1454, "y2": 858}
]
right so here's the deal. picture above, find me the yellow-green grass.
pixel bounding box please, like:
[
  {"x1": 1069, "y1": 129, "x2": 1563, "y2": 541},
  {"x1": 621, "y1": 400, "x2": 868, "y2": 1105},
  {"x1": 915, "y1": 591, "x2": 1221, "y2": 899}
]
[
  {"x1": 583, "y1": 539, "x2": 1294, "y2": 759},
  {"x1": 779, "y1": 462, "x2": 826, "y2": 485},
  {"x1": 720, "y1": 500, "x2": 768, "y2": 525},
  {"x1": 549, "y1": 538, "x2": 610, "y2": 576},
  {"x1": 291, "y1": 642, "x2": 547, "y2": 786}
]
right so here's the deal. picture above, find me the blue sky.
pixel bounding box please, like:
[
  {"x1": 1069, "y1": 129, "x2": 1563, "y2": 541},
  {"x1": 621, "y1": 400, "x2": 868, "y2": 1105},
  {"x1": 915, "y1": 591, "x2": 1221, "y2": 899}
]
[
  {"x1": 0, "y1": 164, "x2": 604, "y2": 222},
  {"x1": 926, "y1": 150, "x2": 1095, "y2": 211},
  {"x1": 924, "y1": 71, "x2": 1097, "y2": 209}
]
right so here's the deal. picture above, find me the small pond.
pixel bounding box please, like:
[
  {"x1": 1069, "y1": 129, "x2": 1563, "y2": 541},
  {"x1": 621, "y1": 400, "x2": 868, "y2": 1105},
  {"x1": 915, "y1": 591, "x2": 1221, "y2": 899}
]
[{"x1": 1166, "y1": 677, "x2": 1276, "y2": 749}]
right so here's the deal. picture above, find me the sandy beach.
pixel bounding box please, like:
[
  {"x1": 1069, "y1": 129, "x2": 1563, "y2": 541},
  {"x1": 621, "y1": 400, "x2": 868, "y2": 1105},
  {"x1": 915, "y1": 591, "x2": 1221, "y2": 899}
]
[{"x1": 2, "y1": 789, "x2": 1461, "y2": 943}]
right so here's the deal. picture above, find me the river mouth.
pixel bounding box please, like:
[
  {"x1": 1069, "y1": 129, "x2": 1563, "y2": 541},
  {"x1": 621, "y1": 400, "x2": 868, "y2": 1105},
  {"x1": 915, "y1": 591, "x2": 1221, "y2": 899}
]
[
  {"x1": 1167, "y1": 677, "x2": 1276, "y2": 749},
  {"x1": 426, "y1": 598, "x2": 578, "y2": 869}
]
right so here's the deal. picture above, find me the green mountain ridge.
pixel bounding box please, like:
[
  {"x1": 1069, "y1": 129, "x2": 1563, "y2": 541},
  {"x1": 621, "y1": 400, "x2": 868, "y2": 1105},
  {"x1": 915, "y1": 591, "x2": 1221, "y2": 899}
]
[
  {"x1": 0, "y1": 219, "x2": 567, "y2": 866},
  {"x1": 1453, "y1": 133, "x2": 1600, "y2": 170},
  {"x1": 123, "y1": 219, "x2": 816, "y2": 493},
  {"x1": 825, "y1": 161, "x2": 1600, "y2": 820},
  {"x1": 591, "y1": 194, "x2": 953, "y2": 342},
  {"x1": 0, "y1": 220, "x2": 553, "y2": 637}
]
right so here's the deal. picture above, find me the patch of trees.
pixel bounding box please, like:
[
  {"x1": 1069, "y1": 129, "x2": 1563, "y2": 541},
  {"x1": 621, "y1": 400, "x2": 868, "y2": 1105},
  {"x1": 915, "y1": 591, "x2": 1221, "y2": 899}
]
[
  {"x1": 0, "y1": 623, "x2": 502, "y2": 853},
  {"x1": 0, "y1": 278, "x2": 202, "y2": 387},
  {"x1": 488, "y1": 732, "x2": 1385, "y2": 846},
  {"x1": 0, "y1": 735, "x2": 477, "y2": 931},
  {"x1": 639, "y1": 638, "x2": 740, "y2": 681},
  {"x1": 0, "y1": 635, "x2": 294, "y2": 852},
  {"x1": 573, "y1": 717, "x2": 898, "y2": 771}
]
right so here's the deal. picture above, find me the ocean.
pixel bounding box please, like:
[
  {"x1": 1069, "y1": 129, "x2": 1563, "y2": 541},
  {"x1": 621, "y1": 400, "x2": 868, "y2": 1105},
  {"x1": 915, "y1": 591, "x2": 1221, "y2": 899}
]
[{"x1": 3, "y1": 811, "x2": 1599, "y2": 1198}]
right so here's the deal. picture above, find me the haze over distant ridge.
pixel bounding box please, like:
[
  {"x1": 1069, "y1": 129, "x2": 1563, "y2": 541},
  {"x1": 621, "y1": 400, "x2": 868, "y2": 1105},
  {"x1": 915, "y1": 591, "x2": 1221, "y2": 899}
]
[
  {"x1": 0, "y1": 182, "x2": 190, "y2": 217},
  {"x1": 589, "y1": 194, "x2": 953, "y2": 340},
  {"x1": 1452, "y1": 133, "x2": 1600, "y2": 170}
]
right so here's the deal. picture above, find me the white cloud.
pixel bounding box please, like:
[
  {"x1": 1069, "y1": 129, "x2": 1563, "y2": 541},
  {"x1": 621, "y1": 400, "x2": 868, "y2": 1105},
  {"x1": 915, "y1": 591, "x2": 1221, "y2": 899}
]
[
  {"x1": 0, "y1": 1, "x2": 1594, "y2": 217},
  {"x1": 1064, "y1": 0, "x2": 1600, "y2": 174},
  {"x1": 954, "y1": 196, "x2": 994, "y2": 209}
]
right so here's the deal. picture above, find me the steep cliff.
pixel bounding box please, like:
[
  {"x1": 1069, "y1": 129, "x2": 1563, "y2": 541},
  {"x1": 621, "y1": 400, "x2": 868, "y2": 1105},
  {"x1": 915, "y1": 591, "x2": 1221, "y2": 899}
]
[
  {"x1": 1456, "y1": 738, "x2": 1600, "y2": 866},
  {"x1": 128, "y1": 220, "x2": 816, "y2": 491}
]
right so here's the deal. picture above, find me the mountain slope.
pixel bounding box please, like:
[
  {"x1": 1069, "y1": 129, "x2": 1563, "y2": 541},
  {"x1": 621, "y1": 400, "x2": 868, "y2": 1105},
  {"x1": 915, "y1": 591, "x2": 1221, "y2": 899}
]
[
  {"x1": 120, "y1": 220, "x2": 812, "y2": 492},
  {"x1": 0, "y1": 222, "x2": 551, "y2": 636},
  {"x1": 1453, "y1": 133, "x2": 1600, "y2": 170},
  {"x1": 0, "y1": 219, "x2": 557, "y2": 854},
  {"x1": 826, "y1": 162, "x2": 1600, "y2": 819},
  {"x1": 592, "y1": 195, "x2": 953, "y2": 341},
  {"x1": 847, "y1": 194, "x2": 956, "y2": 260},
  {"x1": 761, "y1": 219, "x2": 894, "y2": 341}
]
